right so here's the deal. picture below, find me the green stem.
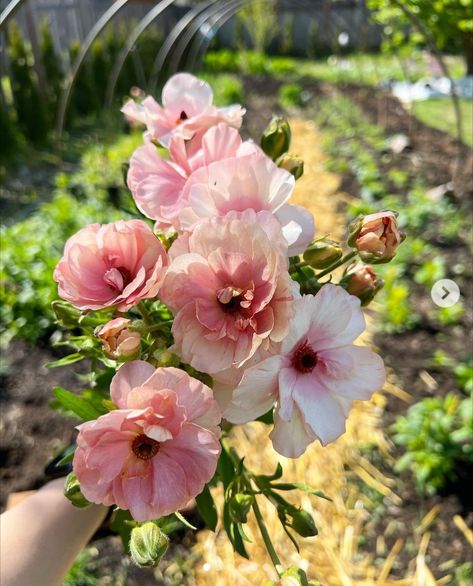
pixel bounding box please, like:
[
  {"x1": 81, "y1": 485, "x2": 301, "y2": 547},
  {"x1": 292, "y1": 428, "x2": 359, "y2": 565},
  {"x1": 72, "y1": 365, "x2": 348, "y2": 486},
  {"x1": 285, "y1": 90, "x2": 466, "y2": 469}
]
[
  {"x1": 315, "y1": 250, "x2": 357, "y2": 280},
  {"x1": 251, "y1": 493, "x2": 283, "y2": 577},
  {"x1": 137, "y1": 302, "x2": 152, "y2": 325}
]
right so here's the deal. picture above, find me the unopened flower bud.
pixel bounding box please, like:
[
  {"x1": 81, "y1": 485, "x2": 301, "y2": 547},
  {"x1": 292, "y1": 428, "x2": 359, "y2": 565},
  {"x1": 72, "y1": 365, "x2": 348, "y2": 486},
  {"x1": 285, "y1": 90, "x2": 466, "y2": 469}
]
[
  {"x1": 261, "y1": 116, "x2": 291, "y2": 160},
  {"x1": 276, "y1": 154, "x2": 304, "y2": 180},
  {"x1": 270, "y1": 567, "x2": 311, "y2": 586},
  {"x1": 95, "y1": 318, "x2": 141, "y2": 361},
  {"x1": 229, "y1": 493, "x2": 254, "y2": 523},
  {"x1": 129, "y1": 522, "x2": 169, "y2": 567},
  {"x1": 341, "y1": 263, "x2": 384, "y2": 306},
  {"x1": 303, "y1": 239, "x2": 343, "y2": 269},
  {"x1": 64, "y1": 472, "x2": 91, "y2": 508},
  {"x1": 290, "y1": 509, "x2": 318, "y2": 537},
  {"x1": 349, "y1": 211, "x2": 404, "y2": 263}
]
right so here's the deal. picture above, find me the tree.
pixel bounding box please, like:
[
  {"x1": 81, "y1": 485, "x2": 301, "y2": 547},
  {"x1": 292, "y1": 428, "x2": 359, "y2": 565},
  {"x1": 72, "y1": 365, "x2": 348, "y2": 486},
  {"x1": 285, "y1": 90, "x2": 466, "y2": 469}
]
[{"x1": 368, "y1": 0, "x2": 473, "y2": 75}]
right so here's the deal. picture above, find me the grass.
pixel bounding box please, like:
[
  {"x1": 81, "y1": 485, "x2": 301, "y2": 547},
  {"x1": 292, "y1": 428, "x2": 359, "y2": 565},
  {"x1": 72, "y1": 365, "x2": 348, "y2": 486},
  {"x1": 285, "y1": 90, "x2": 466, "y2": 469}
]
[{"x1": 412, "y1": 99, "x2": 473, "y2": 147}]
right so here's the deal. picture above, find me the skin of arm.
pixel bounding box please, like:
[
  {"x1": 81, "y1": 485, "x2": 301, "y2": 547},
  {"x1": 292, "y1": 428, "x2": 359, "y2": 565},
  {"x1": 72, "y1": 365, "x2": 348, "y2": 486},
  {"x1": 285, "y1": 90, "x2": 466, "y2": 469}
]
[{"x1": 0, "y1": 478, "x2": 108, "y2": 586}]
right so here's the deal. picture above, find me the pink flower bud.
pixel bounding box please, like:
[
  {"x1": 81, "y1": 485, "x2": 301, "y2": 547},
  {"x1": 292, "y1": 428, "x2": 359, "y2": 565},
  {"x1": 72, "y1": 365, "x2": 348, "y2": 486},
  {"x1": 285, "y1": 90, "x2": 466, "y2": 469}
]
[
  {"x1": 353, "y1": 211, "x2": 404, "y2": 263},
  {"x1": 342, "y1": 263, "x2": 383, "y2": 306},
  {"x1": 95, "y1": 318, "x2": 141, "y2": 361}
]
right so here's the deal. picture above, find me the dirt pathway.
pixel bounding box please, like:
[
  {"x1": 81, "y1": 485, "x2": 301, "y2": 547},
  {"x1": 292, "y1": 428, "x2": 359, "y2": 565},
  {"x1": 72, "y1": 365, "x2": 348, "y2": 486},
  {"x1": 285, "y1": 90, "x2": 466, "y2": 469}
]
[{"x1": 192, "y1": 118, "x2": 442, "y2": 586}]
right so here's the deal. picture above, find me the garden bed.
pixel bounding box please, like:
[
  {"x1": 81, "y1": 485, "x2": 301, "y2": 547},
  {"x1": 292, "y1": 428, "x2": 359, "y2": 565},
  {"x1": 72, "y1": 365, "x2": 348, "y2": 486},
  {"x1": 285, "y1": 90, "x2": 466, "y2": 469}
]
[{"x1": 1, "y1": 75, "x2": 471, "y2": 583}]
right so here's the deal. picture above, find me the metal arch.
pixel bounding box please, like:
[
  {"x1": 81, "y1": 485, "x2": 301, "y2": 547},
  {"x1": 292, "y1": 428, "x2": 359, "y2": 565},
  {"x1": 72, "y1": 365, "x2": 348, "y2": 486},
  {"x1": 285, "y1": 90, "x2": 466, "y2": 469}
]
[
  {"x1": 164, "y1": 0, "x2": 239, "y2": 76},
  {"x1": 56, "y1": 0, "x2": 132, "y2": 137},
  {"x1": 148, "y1": 0, "x2": 219, "y2": 95},
  {"x1": 0, "y1": 0, "x2": 24, "y2": 29},
  {"x1": 104, "y1": 0, "x2": 176, "y2": 108},
  {"x1": 185, "y1": 0, "x2": 256, "y2": 73}
]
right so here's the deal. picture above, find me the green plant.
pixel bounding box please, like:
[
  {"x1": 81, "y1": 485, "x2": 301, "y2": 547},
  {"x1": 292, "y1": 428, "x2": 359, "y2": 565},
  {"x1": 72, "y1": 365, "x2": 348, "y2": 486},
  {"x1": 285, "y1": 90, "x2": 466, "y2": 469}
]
[
  {"x1": 0, "y1": 133, "x2": 141, "y2": 346},
  {"x1": 392, "y1": 393, "x2": 473, "y2": 494},
  {"x1": 39, "y1": 17, "x2": 64, "y2": 125},
  {"x1": 7, "y1": 21, "x2": 48, "y2": 144},
  {"x1": 238, "y1": 0, "x2": 279, "y2": 54},
  {"x1": 278, "y1": 83, "x2": 303, "y2": 109}
]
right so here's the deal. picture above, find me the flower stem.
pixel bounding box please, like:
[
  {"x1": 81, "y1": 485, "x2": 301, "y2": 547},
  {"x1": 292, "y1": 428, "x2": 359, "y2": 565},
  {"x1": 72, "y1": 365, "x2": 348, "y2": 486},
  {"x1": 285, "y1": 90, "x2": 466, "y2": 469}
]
[
  {"x1": 315, "y1": 250, "x2": 357, "y2": 280},
  {"x1": 137, "y1": 302, "x2": 152, "y2": 325},
  {"x1": 251, "y1": 493, "x2": 283, "y2": 577}
]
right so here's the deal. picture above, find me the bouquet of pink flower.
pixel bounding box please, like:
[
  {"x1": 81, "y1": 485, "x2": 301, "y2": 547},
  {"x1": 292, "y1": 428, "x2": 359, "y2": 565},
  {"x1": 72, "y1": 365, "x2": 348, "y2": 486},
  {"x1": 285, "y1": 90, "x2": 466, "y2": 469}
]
[{"x1": 50, "y1": 73, "x2": 404, "y2": 578}]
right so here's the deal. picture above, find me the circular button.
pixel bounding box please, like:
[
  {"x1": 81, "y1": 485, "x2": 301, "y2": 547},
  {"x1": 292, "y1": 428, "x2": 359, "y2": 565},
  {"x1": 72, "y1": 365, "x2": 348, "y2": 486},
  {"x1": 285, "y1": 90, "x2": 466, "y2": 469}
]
[{"x1": 431, "y1": 279, "x2": 461, "y2": 308}]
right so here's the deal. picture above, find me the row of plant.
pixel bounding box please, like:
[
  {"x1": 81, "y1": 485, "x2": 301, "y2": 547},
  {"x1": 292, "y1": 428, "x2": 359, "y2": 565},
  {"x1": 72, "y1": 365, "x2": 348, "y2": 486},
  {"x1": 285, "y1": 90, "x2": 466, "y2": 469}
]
[{"x1": 312, "y1": 93, "x2": 472, "y2": 496}]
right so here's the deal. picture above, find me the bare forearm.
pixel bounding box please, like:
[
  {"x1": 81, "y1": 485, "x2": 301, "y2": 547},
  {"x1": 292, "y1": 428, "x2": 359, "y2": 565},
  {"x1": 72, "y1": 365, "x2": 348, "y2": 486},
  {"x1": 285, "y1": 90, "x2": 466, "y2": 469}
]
[{"x1": 0, "y1": 479, "x2": 107, "y2": 586}]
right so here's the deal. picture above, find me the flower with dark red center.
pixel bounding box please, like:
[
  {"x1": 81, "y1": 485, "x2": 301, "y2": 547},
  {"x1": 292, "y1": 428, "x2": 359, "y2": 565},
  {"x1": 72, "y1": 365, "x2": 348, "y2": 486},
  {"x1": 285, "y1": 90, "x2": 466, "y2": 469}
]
[
  {"x1": 292, "y1": 341, "x2": 318, "y2": 373},
  {"x1": 225, "y1": 284, "x2": 386, "y2": 457},
  {"x1": 73, "y1": 361, "x2": 221, "y2": 521}
]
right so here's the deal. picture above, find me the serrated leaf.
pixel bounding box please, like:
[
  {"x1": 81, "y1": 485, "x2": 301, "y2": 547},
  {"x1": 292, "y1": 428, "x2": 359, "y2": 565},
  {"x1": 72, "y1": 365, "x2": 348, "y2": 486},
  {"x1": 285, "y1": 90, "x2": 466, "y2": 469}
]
[
  {"x1": 46, "y1": 353, "x2": 85, "y2": 368},
  {"x1": 195, "y1": 485, "x2": 218, "y2": 531},
  {"x1": 52, "y1": 387, "x2": 105, "y2": 421}
]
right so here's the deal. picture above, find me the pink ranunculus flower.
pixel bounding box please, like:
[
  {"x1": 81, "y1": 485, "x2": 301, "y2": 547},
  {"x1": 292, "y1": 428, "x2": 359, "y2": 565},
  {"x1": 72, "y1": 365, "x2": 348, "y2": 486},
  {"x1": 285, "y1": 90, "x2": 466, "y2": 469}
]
[
  {"x1": 224, "y1": 284, "x2": 385, "y2": 457},
  {"x1": 54, "y1": 220, "x2": 168, "y2": 311},
  {"x1": 121, "y1": 72, "x2": 245, "y2": 147},
  {"x1": 95, "y1": 318, "x2": 141, "y2": 361},
  {"x1": 354, "y1": 211, "x2": 403, "y2": 263},
  {"x1": 159, "y1": 210, "x2": 295, "y2": 374},
  {"x1": 177, "y1": 150, "x2": 315, "y2": 256},
  {"x1": 73, "y1": 361, "x2": 221, "y2": 521},
  {"x1": 127, "y1": 123, "x2": 258, "y2": 230}
]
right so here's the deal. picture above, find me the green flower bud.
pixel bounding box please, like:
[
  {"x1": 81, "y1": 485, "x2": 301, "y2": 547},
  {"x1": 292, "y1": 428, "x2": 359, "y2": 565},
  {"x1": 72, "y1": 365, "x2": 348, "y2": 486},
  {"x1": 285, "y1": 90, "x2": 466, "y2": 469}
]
[
  {"x1": 64, "y1": 472, "x2": 91, "y2": 508},
  {"x1": 303, "y1": 239, "x2": 343, "y2": 269},
  {"x1": 229, "y1": 493, "x2": 254, "y2": 523},
  {"x1": 290, "y1": 509, "x2": 318, "y2": 537},
  {"x1": 129, "y1": 522, "x2": 169, "y2": 567},
  {"x1": 261, "y1": 116, "x2": 291, "y2": 160},
  {"x1": 276, "y1": 154, "x2": 304, "y2": 180}
]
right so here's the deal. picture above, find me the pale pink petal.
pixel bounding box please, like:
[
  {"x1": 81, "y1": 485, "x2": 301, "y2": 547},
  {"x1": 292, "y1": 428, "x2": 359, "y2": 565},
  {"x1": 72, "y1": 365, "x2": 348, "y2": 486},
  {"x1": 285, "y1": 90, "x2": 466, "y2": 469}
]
[
  {"x1": 161, "y1": 422, "x2": 220, "y2": 497},
  {"x1": 224, "y1": 355, "x2": 285, "y2": 423},
  {"x1": 316, "y1": 345, "x2": 385, "y2": 400},
  {"x1": 270, "y1": 405, "x2": 316, "y2": 458},
  {"x1": 275, "y1": 204, "x2": 315, "y2": 256},
  {"x1": 292, "y1": 375, "x2": 347, "y2": 446},
  {"x1": 110, "y1": 360, "x2": 156, "y2": 408}
]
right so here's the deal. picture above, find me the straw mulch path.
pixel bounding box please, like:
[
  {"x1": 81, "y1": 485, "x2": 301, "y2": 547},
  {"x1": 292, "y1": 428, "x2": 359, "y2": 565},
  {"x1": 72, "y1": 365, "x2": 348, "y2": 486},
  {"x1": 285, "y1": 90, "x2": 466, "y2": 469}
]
[{"x1": 190, "y1": 119, "x2": 450, "y2": 586}]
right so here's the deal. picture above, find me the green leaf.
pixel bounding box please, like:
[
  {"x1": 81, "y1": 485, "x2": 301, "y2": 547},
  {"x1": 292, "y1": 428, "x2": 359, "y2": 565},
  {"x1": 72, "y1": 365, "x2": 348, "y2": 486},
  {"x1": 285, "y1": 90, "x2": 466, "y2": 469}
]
[
  {"x1": 109, "y1": 509, "x2": 136, "y2": 551},
  {"x1": 256, "y1": 409, "x2": 274, "y2": 424},
  {"x1": 57, "y1": 445, "x2": 76, "y2": 466},
  {"x1": 217, "y1": 444, "x2": 235, "y2": 489},
  {"x1": 174, "y1": 511, "x2": 197, "y2": 530},
  {"x1": 195, "y1": 485, "x2": 218, "y2": 531},
  {"x1": 52, "y1": 387, "x2": 105, "y2": 421},
  {"x1": 45, "y1": 353, "x2": 85, "y2": 368},
  {"x1": 271, "y1": 483, "x2": 332, "y2": 500}
]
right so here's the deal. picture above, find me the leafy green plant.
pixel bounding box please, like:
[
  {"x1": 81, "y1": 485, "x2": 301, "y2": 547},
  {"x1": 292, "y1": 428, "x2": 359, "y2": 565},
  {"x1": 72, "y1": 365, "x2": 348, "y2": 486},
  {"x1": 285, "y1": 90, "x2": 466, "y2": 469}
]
[
  {"x1": 0, "y1": 134, "x2": 140, "y2": 347},
  {"x1": 278, "y1": 83, "x2": 303, "y2": 109},
  {"x1": 7, "y1": 21, "x2": 48, "y2": 144},
  {"x1": 392, "y1": 393, "x2": 473, "y2": 494}
]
